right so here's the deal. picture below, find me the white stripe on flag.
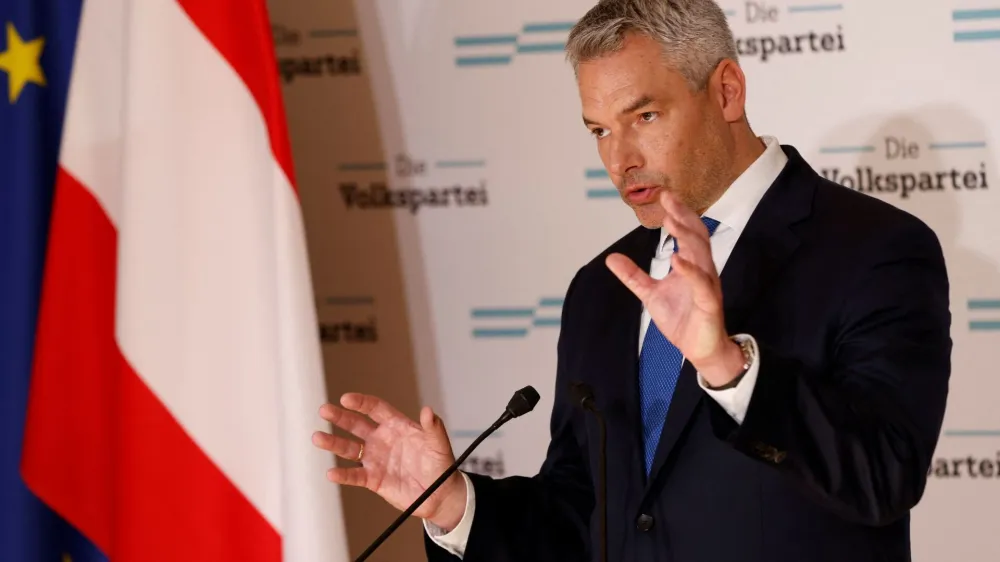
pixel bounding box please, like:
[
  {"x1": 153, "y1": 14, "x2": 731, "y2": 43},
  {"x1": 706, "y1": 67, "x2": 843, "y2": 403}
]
[{"x1": 58, "y1": 0, "x2": 350, "y2": 557}]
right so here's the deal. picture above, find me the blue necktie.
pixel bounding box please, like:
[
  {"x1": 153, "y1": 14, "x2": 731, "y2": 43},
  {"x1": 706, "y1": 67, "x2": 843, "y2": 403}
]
[{"x1": 638, "y1": 216, "x2": 720, "y2": 474}]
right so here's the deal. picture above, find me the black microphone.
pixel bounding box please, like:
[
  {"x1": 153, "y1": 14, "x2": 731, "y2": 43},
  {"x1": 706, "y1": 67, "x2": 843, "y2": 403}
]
[
  {"x1": 354, "y1": 386, "x2": 541, "y2": 562},
  {"x1": 569, "y1": 381, "x2": 607, "y2": 562}
]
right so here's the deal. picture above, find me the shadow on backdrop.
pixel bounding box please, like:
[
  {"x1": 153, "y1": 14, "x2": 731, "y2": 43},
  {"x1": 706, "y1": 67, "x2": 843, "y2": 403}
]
[
  {"x1": 270, "y1": 0, "x2": 443, "y2": 559},
  {"x1": 817, "y1": 104, "x2": 999, "y2": 559}
]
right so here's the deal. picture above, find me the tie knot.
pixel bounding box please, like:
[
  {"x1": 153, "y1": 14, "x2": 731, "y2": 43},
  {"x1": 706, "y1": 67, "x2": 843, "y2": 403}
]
[
  {"x1": 701, "y1": 216, "x2": 720, "y2": 236},
  {"x1": 672, "y1": 216, "x2": 720, "y2": 251}
]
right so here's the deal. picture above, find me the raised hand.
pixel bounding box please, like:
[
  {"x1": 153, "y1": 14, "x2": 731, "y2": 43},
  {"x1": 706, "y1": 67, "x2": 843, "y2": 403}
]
[
  {"x1": 312, "y1": 394, "x2": 468, "y2": 531},
  {"x1": 605, "y1": 190, "x2": 744, "y2": 387}
]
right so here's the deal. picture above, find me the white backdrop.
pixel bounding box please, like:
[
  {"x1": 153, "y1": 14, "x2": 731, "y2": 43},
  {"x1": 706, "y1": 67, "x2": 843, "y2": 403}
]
[{"x1": 281, "y1": 0, "x2": 1000, "y2": 559}]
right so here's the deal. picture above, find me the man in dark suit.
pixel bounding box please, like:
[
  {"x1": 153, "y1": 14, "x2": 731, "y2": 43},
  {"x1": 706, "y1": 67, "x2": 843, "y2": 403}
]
[{"x1": 310, "y1": 0, "x2": 952, "y2": 560}]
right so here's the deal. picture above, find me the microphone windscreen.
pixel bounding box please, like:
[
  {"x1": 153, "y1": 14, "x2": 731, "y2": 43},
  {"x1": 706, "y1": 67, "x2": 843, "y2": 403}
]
[{"x1": 506, "y1": 386, "x2": 540, "y2": 418}]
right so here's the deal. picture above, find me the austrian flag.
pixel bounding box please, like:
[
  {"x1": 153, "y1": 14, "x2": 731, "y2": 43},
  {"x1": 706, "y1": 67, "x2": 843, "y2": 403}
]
[{"x1": 19, "y1": 0, "x2": 350, "y2": 560}]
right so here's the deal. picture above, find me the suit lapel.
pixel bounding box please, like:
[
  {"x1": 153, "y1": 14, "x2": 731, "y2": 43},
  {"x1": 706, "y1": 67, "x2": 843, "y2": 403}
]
[
  {"x1": 717, "y1": 146, "x2": 815, "y2": 335},
  {"x1": 641, "y1": 146, "x2": 816, "y2": 495}
]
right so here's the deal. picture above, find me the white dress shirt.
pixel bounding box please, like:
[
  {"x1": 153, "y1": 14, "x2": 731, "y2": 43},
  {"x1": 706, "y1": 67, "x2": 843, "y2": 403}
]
[{"x1": 425, "y1": 136, "x2": 790, "y2": 558}]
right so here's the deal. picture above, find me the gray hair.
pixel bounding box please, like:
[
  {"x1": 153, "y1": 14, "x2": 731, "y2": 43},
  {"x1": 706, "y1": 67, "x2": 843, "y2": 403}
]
[{"x1": 565, "y1": 0, "x2": 738, "y2": 90}]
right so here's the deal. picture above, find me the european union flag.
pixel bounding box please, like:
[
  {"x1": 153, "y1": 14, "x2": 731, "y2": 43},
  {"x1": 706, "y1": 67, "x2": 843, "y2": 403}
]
[{"x1": 0, "y1": 0, "x2": 106, "y2": 560}]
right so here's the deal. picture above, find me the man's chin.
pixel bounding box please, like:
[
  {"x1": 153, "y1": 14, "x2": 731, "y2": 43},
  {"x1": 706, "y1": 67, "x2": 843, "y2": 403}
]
[{"x1": 632, "y1": 209, "x2": 665, "y2": 229}]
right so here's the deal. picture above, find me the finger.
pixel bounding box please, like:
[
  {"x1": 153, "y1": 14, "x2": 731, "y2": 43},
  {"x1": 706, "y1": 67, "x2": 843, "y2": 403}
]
[
  {"x1": 311, "y1": 431, "x2": 365, "y2": 462},
  {"x1": 660, "y1": 190, "x2": 707, "y2": 233},
  {"x1": 319, "y1": 403, "x2": 377, "y2": 440},
  {"x1": 663, "y1": 212, "x2": 715, "y2": 274},
  {"x1": 327, "y1": 466, "x2": 369, "y2": 488},
  {"x1": 662, "y1": 211, "x2": 706, "y2": 250},
  {"x1": 341, "y1": 393, "x2": 407, "y2": 425},
  {"x1": 659, "y1": 192, "x2": 715, "y2": 274},
  {"x1": 605, "y1": 253, "x2": 657, "y2": 302},
  {"x1": 662, "y1": 195, "x2": 714, "y2": 266},
  {"x1": 671, "y1": 254, "x2": 722, "y2": 305},
  {"x1": 659, "y1": 191, "x2": 709, "y2": 244}
]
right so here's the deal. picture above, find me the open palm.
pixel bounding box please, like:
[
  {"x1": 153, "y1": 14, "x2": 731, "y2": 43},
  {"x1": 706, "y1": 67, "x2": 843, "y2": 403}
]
[
  {"x1": 607, "y1": 191, "x2": 728, "y2": 366},
  {"x1": 640, "y1": 252, "x2": 725, "y2": 363},
  {"x1": 312, "y1": 394, "x2": 463, "y2": 523}
]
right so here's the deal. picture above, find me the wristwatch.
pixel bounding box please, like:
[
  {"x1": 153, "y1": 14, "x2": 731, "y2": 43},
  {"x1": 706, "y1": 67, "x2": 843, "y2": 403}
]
[
  {"x1": 708, "y1": 336, "x2": 755, "y2": 390},
  {"x1": 734, "y1": 336, "x2": 755, "y2": 375}
]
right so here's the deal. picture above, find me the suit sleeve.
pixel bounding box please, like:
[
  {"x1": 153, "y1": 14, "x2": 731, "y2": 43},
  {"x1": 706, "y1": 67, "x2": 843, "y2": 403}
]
[
  {"x1": 705, "y1": 218, "x2": 952, "y2": 527},
  {"x1": 424, "y1": 269, "x2": 595, "y2": 561}
]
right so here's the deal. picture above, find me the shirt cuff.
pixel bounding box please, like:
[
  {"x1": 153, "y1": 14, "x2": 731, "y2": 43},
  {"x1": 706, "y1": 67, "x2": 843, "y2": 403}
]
[
  {"x1": 423, "y1": 471, "x2": 475, "y2": 559},
  {"x1": 697, "y1": 334, "x2": 760, "y2": 425}
]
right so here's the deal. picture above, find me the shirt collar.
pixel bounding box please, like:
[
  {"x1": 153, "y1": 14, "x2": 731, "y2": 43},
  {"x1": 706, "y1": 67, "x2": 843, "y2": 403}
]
[{"x1": 658, "y1": 135, "x2": 789, "y2": 254}]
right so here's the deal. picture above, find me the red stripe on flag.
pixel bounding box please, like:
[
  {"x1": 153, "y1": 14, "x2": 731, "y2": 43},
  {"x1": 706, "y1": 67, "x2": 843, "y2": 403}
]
[
  {"x1": 21, "y1": 167, "x2": 116, "y2": 551},
  {"x1": 177, "y1": 0, "x2": 298, "y2": 193},
  {"x1": 21, "y1": 169, "x2": 282, "y2": 561}
]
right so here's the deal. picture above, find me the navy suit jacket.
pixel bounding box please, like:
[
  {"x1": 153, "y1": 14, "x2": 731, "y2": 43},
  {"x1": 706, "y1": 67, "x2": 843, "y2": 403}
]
[{"x1": 425, "y1": 145, "x2": 952, "y2": 562}]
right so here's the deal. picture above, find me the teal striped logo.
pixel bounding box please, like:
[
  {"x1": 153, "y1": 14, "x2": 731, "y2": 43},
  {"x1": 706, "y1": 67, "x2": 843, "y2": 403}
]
[
  {"x1": 584, "y1": 167, "x2": 618, "y2": 200},
  {"x1": 953, "y1": 8, "x2": 1000, "y2": 42},
  {"x1": 454, "y1": 21, "x2": 575, "y2": 67},
  {"x1": 471, "y1": 297, "x2": 563, "y2": 338},
  {"x1": 969, "y1": 299, "x2": 1000, "y2": 331}
]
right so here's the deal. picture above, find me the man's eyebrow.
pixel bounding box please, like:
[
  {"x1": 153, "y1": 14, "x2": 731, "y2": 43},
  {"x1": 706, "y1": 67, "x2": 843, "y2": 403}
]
[
  {"x1": 582, "y1": 95, "x2": 656, "y2": 127},
  {"x1": 621, "y1": 95, "x2": 655, "y2": 115}
]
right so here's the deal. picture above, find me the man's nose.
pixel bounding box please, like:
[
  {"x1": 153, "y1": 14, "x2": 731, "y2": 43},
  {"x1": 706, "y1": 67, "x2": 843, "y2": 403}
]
[{"x1": 606, "y1": 134, "x2": 643, "y2": 179}]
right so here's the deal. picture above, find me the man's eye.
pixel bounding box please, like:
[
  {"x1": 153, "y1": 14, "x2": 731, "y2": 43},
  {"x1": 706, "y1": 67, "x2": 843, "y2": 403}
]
[
  {"x1": 591, "y1": 128, "x2": 609, "y2": 139},
  {"x1": 640, "y1": 112, "x2": 657, "y2": 122}
]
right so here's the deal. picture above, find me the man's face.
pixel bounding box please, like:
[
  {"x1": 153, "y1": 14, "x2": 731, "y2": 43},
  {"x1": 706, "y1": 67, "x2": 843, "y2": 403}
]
[{"x1": 577, "y1": 33, "x2": 732, "y2": 228}]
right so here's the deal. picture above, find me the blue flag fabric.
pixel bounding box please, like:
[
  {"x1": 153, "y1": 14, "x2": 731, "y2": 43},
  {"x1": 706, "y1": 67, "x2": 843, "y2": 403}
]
[{"x1": 0, "y1": 0, "x2": 106, "y2": 559}]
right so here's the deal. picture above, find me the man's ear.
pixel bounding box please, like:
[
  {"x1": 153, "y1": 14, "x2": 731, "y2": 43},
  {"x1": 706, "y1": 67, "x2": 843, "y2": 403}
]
[{"x1": 709, "y1": 59, "x2": 748, "y2": 124}]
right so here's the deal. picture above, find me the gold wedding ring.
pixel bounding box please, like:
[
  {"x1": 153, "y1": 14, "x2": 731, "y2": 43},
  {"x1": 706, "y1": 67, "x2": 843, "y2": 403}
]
[{"x1": 356, "y1": 443, "x2": 365, "y2": 463}]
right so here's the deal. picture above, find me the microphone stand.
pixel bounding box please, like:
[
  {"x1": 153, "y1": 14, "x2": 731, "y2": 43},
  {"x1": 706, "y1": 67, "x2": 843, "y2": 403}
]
[
  {"x1": 570, "y1": 381, "x2": 607, "y2": 562},
  {"x1": 597, "y1": 404, "x2": 607, "y2": 562}
]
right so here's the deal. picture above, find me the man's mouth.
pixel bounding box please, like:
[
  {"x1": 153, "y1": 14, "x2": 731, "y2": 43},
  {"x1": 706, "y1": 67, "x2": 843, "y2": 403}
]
[{"x1": 625, "y1": 185, "x2": 661, "y2": 204}]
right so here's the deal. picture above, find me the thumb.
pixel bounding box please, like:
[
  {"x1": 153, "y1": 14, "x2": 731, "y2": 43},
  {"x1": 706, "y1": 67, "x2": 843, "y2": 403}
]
[
  {"x1": 419, "y1": 406, "x2": 456, "y2": 461},
  {"x1": 420, "y1": 405, "x2": 446, "y2": 435},
  {"x1": 606, "y1": 253, "x2": 656, "y2": 302}
]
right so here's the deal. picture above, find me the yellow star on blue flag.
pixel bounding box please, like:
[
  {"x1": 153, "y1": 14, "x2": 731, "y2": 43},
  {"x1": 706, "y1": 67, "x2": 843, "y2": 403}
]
[
  {"x1": 0, "y1": 21, "x2": 46, "y2": 103},
  {"x1": 1, "y1": 0, "x2": 107, "y2": 560}
]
